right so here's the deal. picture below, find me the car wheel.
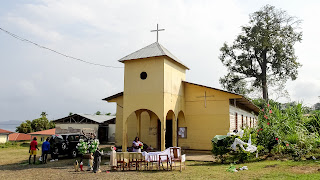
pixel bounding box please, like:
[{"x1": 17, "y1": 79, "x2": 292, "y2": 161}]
[
  {"x1": 70, "y1": 149, "x2": 77, "y2": 158},
  {"x1": 61, "y1": 142, "x2": 67, "y2": 150}
]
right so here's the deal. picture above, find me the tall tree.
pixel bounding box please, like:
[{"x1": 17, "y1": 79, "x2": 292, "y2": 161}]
[
  {"x1": 219, "y1": 5, "x2": 302, "y2": 100},
  {"x1": 16, "y1": 113, "x2": 55, "y2": 133},
  {"x1": 40, "y1": 112, "x2": 48, "y2": 117}
]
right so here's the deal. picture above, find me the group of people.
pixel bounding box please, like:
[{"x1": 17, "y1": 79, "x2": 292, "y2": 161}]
[
  {"x1": 29, "y1": 137, "x2": 51, "y2": 164},
  {"x1": 28, "y1": 136, "x2": 145, "y2": 173},
  {"x1": 29, "y1": 136, "x2": 104, "y2": 174},
  {"x1": 75, "y1": 148, "x2": 103, "y2": 173}
]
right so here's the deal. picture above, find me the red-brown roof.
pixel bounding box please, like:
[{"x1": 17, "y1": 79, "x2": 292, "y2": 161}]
[
  {"x1": 28, "y1": 128, "x2": 56, "y2": 135},
  {"x1": 8, "y1": 133, "x2": 31, "y2": 141},
  {"x1": 0, "y1": 129, "x2": 13, "y2": 134}
]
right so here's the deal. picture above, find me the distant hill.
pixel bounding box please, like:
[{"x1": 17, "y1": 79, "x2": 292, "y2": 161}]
[{"x1": 0, "y1": 120, "x2": 24, "y2": 132}]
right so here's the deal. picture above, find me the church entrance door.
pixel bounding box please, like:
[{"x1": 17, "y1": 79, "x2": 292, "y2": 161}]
[{"x1": 165, "y1": 119, "x2": 173, "y2": 148}]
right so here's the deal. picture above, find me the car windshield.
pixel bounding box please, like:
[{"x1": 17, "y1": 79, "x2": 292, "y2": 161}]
[
  {"x1": 80, "y1": 135, "x2": 86, "y2": 141},
  {"x1": 53, "y1": 135, "x2": 64, "y2": 143},
  {"x1": 68, "y1": 136, "x2": 74, "y2": 141}
]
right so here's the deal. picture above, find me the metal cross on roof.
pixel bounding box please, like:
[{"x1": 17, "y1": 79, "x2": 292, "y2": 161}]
[{"x1": 151, "y1": 24, "x2": 165, "y2": 42}]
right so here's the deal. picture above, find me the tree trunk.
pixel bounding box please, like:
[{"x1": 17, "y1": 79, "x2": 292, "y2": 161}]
[
  {"x1": 261, "y1": 50, "x2": 268, "y2": 101},
  {"x1": 262, "y1": 76, "x2": 268, "y2": 101}
]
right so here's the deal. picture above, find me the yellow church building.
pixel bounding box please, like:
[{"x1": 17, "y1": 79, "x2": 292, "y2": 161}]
[{"x1": 103, "y1": 42, "x2": 259, "y2": 151}]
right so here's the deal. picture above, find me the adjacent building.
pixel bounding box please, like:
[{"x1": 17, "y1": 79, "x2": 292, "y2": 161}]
[
  {"x1": 0, "y1": 129, "x2": 13, "y2": 143},
  {"x1": 52, "y1": 113, "x2": 116, "y2": 143},
  {"x1": 29, "y1": 128, "x2": 56, "y2": 142},
  {"x1": 8, "y1": 133, "x2": 31, "y2": 142}
]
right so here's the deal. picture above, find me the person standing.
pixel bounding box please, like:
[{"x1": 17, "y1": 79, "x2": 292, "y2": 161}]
[
  {"x1": 41, "y1": 137, "x2": 50, "y2": 164},
  {"x1": 29, "y1": 137, "x2": 39, "y2": 164},
  {"x1": 50, "y1": 146, "x2": 59, "y2": 162},
  {"x1": 132, "y1": 137, "x2": 142, "y2": 153},
  {"x1": 93, "y1": 148, "x2": 103, "y2": 173}
]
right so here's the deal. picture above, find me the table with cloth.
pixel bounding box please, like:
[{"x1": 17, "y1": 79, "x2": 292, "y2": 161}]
[{"x1": 110, "y1": 147, "x2": 185, "y2": 171}]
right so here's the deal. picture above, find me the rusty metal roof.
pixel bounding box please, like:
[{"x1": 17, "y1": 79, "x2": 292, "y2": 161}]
[
  {"x1": 118, "y1": 42, "x2": 189, "y2": 69},
  {"x1": 0, "y1": 128, "x2": 13, "y2": 134},
  {"x1": 28, "y1": 128, "x2": 56, "y2": 135},
  {"x1": 8, "y1": 133, "x2": 31, "y2": 141}
]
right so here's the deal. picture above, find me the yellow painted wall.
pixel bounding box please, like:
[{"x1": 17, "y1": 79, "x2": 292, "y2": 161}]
[
  {"x1": 0, "y1": 134, "x2": 8, "y2": 143},
  {"x1": 180, "y1": 83, "x2": 241, "y2": 150},
  {"x1": 123, "y1": 57, "x2": 165, "y2": 118},
  {"x1": 120, "y1": 56, "x2": 187, "y2": 150},
  {"x1": 163, "y1": 58, "x2": 186, "y2": 115}
]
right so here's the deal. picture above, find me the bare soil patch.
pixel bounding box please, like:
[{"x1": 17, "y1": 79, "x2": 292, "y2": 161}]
[{"x1": 291, "y1": 166, "x2": 320, "y2": 174}]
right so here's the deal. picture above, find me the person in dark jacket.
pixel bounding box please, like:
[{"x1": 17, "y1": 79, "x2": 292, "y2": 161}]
[
  {"x1": 93, "y1": 148, "x2": 103, "y2": 173},
  {"x1": 41, "y1": 137, "x2": 50, "y2": 164}
]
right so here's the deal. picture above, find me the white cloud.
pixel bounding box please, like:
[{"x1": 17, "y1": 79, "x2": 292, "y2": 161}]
[
  {"x1": 5, "y1": 16, "x2": 63, "y2": 42},
  {"x1": 18, "y1": 80, "x2": 37, "y2": 96},
  {"x1": 0, "y1": 0, "x2": 320, "y2": 123}
]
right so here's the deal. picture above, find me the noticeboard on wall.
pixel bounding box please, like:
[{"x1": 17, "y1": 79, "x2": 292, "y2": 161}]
[{"x1": 178, "y1": 127, "x2": 187, "y2": 138}]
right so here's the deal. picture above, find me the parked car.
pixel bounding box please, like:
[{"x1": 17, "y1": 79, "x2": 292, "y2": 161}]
[{"x1": 49, "y1": 134, "x2": 88, "y2": 158}]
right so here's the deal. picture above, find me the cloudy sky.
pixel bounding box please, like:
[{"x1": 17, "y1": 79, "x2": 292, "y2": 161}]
[{"x1": 1, "y1": 0, "x2": 319, "y2": 130}]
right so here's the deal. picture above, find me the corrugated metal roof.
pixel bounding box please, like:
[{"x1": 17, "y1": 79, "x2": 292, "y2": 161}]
[
  {"x1": 53, "y1": 114, "x2": 116, "y2": 124},
  {"x1": 77, "y1": 114, "x2": 116, "y2": 123},
  {"x1": 118, "y1": 42, "x2": 189, "y2": 69}
]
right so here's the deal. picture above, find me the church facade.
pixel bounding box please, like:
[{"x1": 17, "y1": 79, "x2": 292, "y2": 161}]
[{"x1": 103, "y1": 42, "x2": 259, "y2": 151}]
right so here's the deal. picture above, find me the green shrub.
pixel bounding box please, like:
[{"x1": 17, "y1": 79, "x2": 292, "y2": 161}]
[
  {"x1": 256, "y1": 102, "x2": 319, "y2": 159},
  {"x1": 212, "y1": 136, "x2": 235, "y2": 163},
  {"x1": 0, "y1": 142, "x2": 19, "y2": 148},
  {"x1": 305, "y1": 110, "x2": 320, "y2": 134},
  {"x1": 212, "y1": 128, "x2": 260, "y2": 163}
]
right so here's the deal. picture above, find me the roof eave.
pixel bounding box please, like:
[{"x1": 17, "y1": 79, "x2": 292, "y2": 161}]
[
  {"x1": 102, "y1": 92, "x2": 124, "y2": 102},
  {"x1": 119, "y1": 55, "x2": 189, "y2": 70}
]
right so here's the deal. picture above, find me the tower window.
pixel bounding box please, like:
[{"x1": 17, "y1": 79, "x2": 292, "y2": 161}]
[{"x1": 140, "y1": 72, "x2": 147, "y2": 80}]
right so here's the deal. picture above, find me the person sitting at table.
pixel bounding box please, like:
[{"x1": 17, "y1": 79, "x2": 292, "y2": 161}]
[{"x1": 132, "y1": 137, "x2": 142, "y2": 153}]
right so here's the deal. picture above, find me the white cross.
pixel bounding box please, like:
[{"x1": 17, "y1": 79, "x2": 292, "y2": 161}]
[
  {"x1": 151, "y1": 24, "x2": 165, "y2": 42},
  {"x1": 196, "y1": 91, "x2": 214, "y2": 108}
]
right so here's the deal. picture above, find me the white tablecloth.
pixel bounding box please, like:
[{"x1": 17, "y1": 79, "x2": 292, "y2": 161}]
[{"x1": 142, "y1": 147, "x2": 181, "y2": 162}]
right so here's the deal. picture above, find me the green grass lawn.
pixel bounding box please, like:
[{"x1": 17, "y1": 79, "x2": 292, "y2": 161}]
[{"x1": 1, "y1": 144, "x2": 320, "y2": 179}]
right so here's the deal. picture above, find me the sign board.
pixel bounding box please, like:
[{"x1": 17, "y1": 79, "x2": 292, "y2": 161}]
[{"x1": 178, "y1": 127, "x2": 187, "y2": 138}]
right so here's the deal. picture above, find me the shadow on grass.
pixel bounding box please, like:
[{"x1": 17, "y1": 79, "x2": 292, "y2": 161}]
[
  {"x1": 186, "y1": 161, "x2": 226, "y2": 167},
  {"x1": 0, "y1": 156, "x2": 77, "y2": 171}
]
